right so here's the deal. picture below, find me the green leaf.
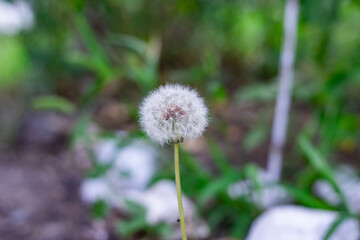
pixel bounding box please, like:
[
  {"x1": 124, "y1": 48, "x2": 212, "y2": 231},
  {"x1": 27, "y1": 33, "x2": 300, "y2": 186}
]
[
  {"x1": 323, "y1": 214, "x2": 349, "y2": 240},
  {"x1": 281, "y1": 184, "x2": 332, "y2": 209},
  {"x1": 235, "y1": 82, "x2": 277, "y2": 102},
  {"x1": 231, "y1": 211, "x2": 253, "y2": 238},
  {"x1": 207, "y1": 205, "x2": 230, "y2": 230},
  {"x1": 179, "y1": 148, "x2": 212, "y2": 181},
  {"x1": 86, "y1": 163, "x2": 112, "y2": 178},
  {"x1": 298, "y1": 134, "x2": 334, "y2": 181},
  {"x1": 0, "y1": 36, "x2": 28, "y2": 88},
  {"x1": 116, "y1": 217, "x2": 148, "y2": 236},
  {"x1": 91, "y1": 200, "x2": 108, "y2": 219},
  {"x1": 298, "y1": 134, "x2": 351, "y2": 213},
  {"x1": 207, "y1": 81, "x2": 228, "y2": 102},
  {"x1": 208, "y1": 139, "x2": 233, "y2": 175},
  {"x1": 74, "y1": 13, "x2": 114, "y2": 81},
  {"x1": 198, "y1": 171, "x2": 239, "y2": 205},
  {"x1": 109, "y1": 33, "x2": 148, "y2": 55},
  {"x1": 32, "y1": 95, "x2": 75, "y2": 114},
  {"x1": 244, "y1": 164, "x2": 262, "y2": 192},
  {"x1": 115, "y1": 200, "x2": 149, "y2": 236},
  {"x1": 243, "y1": 126, "x2": 267, "y2": 151},
  {"x1": 123, "y1": 200, "x2": 147, "y2": 216},
  {"x1": 151, "y1": 223, "x2": 173, "y2": 238}
]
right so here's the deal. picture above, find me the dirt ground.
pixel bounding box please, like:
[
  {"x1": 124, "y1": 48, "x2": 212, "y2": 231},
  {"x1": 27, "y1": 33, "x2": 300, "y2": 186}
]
[{"x1": 0, "y1": 148, "x2": 101, "y2": 240}]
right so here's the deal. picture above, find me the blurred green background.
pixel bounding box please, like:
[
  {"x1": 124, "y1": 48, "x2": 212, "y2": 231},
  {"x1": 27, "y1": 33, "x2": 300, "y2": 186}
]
[{"x1": 0, "y1": 0, "x2": 360, "y2": 239}]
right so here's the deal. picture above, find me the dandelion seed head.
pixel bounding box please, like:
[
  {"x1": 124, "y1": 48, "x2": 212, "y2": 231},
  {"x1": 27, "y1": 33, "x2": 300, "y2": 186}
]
[{"x1": 139, "y1": 84, "x2": 208, "y2": 145}]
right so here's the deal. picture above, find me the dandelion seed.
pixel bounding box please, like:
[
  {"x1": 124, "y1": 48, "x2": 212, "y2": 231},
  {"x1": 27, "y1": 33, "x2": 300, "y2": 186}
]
[
  {"x1": 139, "y1": 83, "x2": 208, "y2": 240},
  {"x1": 139, "y1": 84, "x2": 208, "y2": 145}
]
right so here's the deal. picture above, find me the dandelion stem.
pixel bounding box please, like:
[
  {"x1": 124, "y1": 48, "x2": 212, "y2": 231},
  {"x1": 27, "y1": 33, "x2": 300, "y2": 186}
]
[{"x1": 174, "y1": 143, "x2": 187, "y2": 240}]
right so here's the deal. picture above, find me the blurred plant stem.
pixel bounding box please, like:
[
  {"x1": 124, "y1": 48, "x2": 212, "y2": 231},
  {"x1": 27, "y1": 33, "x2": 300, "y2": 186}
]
[
  {"x1": 267, "y1": 0, "x2": 299, "y2": 182},
  {"x1": 174, "y1": 143, "x2": 187, "y2": 240}
]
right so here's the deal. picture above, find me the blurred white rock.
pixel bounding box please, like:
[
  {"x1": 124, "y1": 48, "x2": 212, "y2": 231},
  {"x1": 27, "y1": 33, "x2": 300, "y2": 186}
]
[
  {"x1": 124, "y1": 180, "x2": 193, "y2": 224},
  {"x1": 80, "y1": 139, "x2": 157, "y2": 205},
  {"x1": 81, "y1": 178, "x2": 114, "y2": 204},
  {"x1": 93, "y1": 132, "x2": 128, "y2": 164},
  {"x1": 314, "y1": 165, "x2": 360, "y2": 214},
  {"x1": 0, "y1": 0, "x2": 34, "y2": 35},
  {"x1": 125, "y1": 180, "x2": 209, "y2": 239},
  {"x1": 98, "y1": 139, "x2": 156, "y2": 190},
  {"x1": 227, "y1": 168, "x2": 290, "y2": 208},
  {"x1": 246, "y1": 205, "x2": 359, "y2": 240},
  {"x1": 80, "y1": 138, "x2": 209, "y2": 239}
]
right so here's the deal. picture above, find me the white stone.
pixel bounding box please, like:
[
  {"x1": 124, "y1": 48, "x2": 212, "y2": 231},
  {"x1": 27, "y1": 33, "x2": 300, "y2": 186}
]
[
  {"x1": 246, "y1": 205, "x2": 359, "y2": 240},
  {"x1": 0, "y1": 0, "x2": 34, "y2": 35},
  {"x1": 80, "y1": 178, "x2": 113, "y2": 204},
  {"x1": 227, "y1": 169, "x2": 290, "y2": 208},
  {"x1": 314, "y1": 165, "x2": 360, "y2": 214},
  {"x1": 80, "y1": 138, "x2": 209, "y2": 239},
  {"x1": 80, "y1": 139, "x2": 157, "y2": 204},
  {"x1": 125, "y1": 180, "x2": 209, "y2": 239}
]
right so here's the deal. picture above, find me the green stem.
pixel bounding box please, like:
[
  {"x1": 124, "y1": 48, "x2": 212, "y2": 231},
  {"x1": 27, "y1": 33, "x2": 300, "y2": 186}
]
[{"x1": 174, "y1": 143, "x2": 187, "y2": 240}]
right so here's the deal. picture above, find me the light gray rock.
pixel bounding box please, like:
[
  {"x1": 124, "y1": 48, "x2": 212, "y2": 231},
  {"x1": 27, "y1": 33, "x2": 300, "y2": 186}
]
[
  {"x1": 246, "y1": 205, "x2": 359, "y2": 240},
  {"x1": 125, "y1": 180, "x2": 210, "y2": 240},
  {"x1": 227, "y1": 169, "x2": 290, "y2": 208},
  {"x1": 314, "y1": 165, "x2": 360, "y2": 214},
  {"x1": 0, "y1": 0, "x2": 34, "y2": 35},
  {"x1": 80, "y1": 138, "x2": 209, "y2": 239},
  {"x1": 80, "y1": 139, "x2": 157, "y2": 204}
]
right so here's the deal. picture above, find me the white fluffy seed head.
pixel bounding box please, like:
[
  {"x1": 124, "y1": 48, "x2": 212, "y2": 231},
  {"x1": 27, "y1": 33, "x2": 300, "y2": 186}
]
[{"x1": 139, "y1": 84, "x2": 208, "y2": 145}]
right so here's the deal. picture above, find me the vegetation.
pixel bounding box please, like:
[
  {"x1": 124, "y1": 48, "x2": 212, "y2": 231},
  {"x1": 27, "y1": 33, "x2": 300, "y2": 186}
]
[{"x1": 1, "y1": 0, "x2": 360, "y2": 239}]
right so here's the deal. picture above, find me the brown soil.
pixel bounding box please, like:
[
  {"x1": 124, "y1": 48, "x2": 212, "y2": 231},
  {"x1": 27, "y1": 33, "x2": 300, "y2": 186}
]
[{"x1": 0, "y1": 149, "x2": 98, "y2": 240}]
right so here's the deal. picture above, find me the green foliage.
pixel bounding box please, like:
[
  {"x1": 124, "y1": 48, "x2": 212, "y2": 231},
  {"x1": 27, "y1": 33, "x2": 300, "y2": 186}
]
[
  {"x1": 86, "y1": 162, "x2": 113, "y2": 178},
  {"x1": 298, "y1": 134, "x2": 350, "y2": 213},
  {"x1": 243, "y1": 125, "x2": 268, "y2": 151},
  {"x1": 91, "y1": 200, "x2": 109, "y2": 219},
  {"x1": 178, "y1": 142, "x2": 262, "y2": 239},
  {"x1": 115, "y1": 201, "x2": 148, "y2": 236},
  {"x1": 115, "y1": 200, "x2": 173, "y2": 238},
  {"x1": 2, "y1": 0, "x2": 360, "y2": 239},
  {"x1": 0, "y1": 36, "x2": 28, "y2": 88},
  {"x1": 298, "y1": 135, "x2": 335, "y2": 182},
  {"x1": 32, "y1": 96, "x2": 75, "y2": 114},
  {"x1": 207, "y1": 139, "x2": 234, "y2": 175},
  {"x1": 323, "y1": 214, "x2": 349, "y2": 240},
  {"x1": 281, "y1": 184, "x2": 332, "y2": 209}
]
